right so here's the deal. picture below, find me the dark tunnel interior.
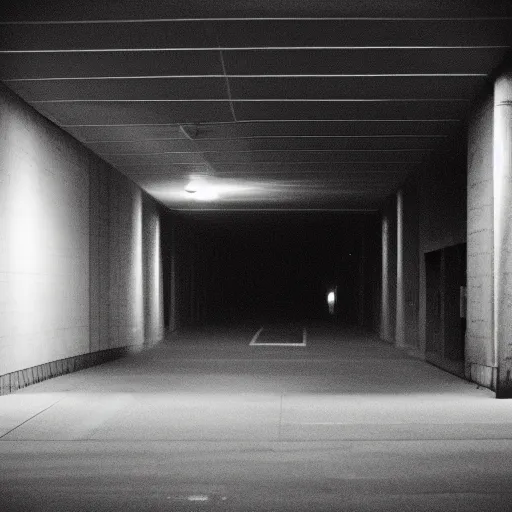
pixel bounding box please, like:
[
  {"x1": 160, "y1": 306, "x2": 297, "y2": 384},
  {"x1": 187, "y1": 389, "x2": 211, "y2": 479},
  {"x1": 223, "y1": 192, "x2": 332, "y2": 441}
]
[{"x1": 162, "y1": 212, "x2": 381, "y2": 327}]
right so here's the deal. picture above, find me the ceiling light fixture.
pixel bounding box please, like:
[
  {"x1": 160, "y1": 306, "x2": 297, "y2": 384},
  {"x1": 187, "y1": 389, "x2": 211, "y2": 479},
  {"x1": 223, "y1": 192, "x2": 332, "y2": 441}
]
[{"x1": 184, "y1": 177, "x2": 219, "y2": 201}]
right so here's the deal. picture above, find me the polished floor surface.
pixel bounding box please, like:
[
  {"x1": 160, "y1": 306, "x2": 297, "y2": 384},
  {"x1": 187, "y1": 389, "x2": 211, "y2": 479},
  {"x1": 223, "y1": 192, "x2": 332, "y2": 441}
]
[{"x1": 1, "y1": 324, "x2": 512, "y2": 511}]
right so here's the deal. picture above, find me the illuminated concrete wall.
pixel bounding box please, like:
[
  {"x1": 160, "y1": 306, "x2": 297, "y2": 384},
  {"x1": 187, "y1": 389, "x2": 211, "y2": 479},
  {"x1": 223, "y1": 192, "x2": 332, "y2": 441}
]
[
  {"x1": 143, "y1": 200, "x2": 164, "y2": 344},
  {"x1": 464, "y1": 71, "x2": 512, "y2": 395},
  {"x1": 380, "y1": 195, "x2": 396, "y2": 343},
  {"x1": 0, "y1": 84, "x2": 164, "y2": 385},
  {"x1": 493, "y1": 71, "x2": 512, "y2": 397},
  {"x1": 466, "y1": 92, "x2": 495, "y2": 388},
  {"x1": 493, "y1": 70, "x2": 512, "y2": 398},
  {"x1": 89, "y1": 158, "x2": 157, "y2": 352},
  {"x1": 0, "y1": 86, "x2": 90, "y2": 375}
]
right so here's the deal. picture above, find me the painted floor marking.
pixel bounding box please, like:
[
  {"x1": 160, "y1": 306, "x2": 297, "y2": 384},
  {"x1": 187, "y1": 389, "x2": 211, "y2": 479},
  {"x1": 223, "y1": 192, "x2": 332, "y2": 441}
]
[
  {"x1": 249, "y1": 327, "x2": 264, "y2": 345},
  {"x1": 250, "y1": 326, "x2": 307, "y2": 347}
]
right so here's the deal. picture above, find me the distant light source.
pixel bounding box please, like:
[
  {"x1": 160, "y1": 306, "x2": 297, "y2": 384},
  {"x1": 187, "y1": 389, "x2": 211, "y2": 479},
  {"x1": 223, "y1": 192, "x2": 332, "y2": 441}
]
[
  {"x1": 184, "y1": 179, "x2": 202, "y2": 194},
  {"x1": 184, "y1": 178, "x2": 219, "y2": 201},
  {"x1": 327, "y1": 289, "x2": 336, "y2": 315}
]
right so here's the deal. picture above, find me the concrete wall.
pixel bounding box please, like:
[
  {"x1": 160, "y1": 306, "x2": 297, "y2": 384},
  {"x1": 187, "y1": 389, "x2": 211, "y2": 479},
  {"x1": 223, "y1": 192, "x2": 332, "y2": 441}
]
[
  {"x1": 494, "y1": 70, "x2": 512, "y2": 397},
  {"x1": 466, "y1": 92, "x2": 496, "y2": 388},
  {"x1": 417, "y1": 142, "x2": 467, "y2": 356},
  {"x1": 0, "y1": 84, "x2": 164, "y2": 390},
  {"x1": 378, "y1": 137, "x2": 466, "y2": 362},
  {"x1": 374, "y1": 71, "x2": 512, "y2": 394}
]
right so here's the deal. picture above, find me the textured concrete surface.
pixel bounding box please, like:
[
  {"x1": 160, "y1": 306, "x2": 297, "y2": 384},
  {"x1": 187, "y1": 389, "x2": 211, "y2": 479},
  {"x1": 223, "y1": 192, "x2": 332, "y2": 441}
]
[
  {"x1": 380, "y1": 196, "x2": 396, "y2": 343},
  {"x1": 0, "y1": 84, "x2": 89, "y2": 375},
  {"x1": 1, "y1": 324, "x2": 512, "y2": 511},
  {"x1": 0, "y1": 83, "x2": 164, "y2": 380},
  {"x1": 417, "y1": 130, "x2": 467, "y2": 358},
  {"x1": 466, "y1": 92, "x2": 495, "y2": 387},
  {"x1": 494, "y1": 70, "x2": 512, "y2": 397},
  {"x1": 396, "y1": 175, "x2": 420, "y2": 350}
]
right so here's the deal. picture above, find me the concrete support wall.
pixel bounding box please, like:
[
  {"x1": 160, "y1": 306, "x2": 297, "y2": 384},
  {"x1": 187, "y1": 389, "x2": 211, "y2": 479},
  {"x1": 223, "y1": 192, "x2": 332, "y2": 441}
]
[
  {"x1": 0, "y1": 85, "x2": 89, "y2": 376},
  {"x1": 374, "y1": 64, "x2": 512, "y2": 395},
  {"x1": 90, "y1": 159, "x2": 149, "y2": 352},
  {"x1": 494, "y1": 71, "x2": 512, "y2": 397},
  {"x1": 380, "y1": 195, "x2": 396, "y2": 343},
  {"x1": 396, "y1": 174, "x2": 420, "y2": 350},
  {"x1": 378, "y1": 138, "x2": 466, "y2": 365},
  {"x1": 143, "y1": 200, "x2": 164, "y2": 344},
  {"x1": 465, "y1": 69, "x2": 512, "y2": 395},
  {"x1": 466, "y1": 92, "x2": 496, "y2": 389},
  {"x1": 418, "y1": 144, "x2": 467, "y2": 357},
  {"x1": 395, "y1": 190, "x2": 405, "y2": 346},
  {"x1": 0, "y1": 84, "x2": 164, "y2": 392}
]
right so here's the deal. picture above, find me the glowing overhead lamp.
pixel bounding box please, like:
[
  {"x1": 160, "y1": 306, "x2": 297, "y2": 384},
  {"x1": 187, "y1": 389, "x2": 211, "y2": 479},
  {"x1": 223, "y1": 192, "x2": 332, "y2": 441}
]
[{"x1": 184, "y1": 177, "x2": 219, "y2": 201}]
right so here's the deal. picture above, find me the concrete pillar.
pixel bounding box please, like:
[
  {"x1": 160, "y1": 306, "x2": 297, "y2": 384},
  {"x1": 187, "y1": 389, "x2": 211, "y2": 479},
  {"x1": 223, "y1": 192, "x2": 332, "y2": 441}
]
[
  {"x1": 169, "y1": 224, "x2": 177, "y2": 332},
  {"x1": 381, "y1": 197, "x2": 397, "y2": 343},
  {"x1": 380, "y1": 214, "x2": 391, "y2": 340},
  {"x1": 466, "y1": 93, "x2": 495, "y2": 389},
  {"x1": 395, "y1": 183, "x2": 420, "y2": 351},
  {"x1": 358, "y1": 226, "x2": 366, "y2": 327},
  {"x1": 396, "y1": 190, "x2": 405, "y2": 347},
  {"x1": 402, "y1": 177, "x2": 420, "y2": 350},
  {"x1": 380, "y1": 197, "x2": 396, "y2": 343},
  {"x1": 494, "y1": 71, "x2": 512, "y2": 397}
]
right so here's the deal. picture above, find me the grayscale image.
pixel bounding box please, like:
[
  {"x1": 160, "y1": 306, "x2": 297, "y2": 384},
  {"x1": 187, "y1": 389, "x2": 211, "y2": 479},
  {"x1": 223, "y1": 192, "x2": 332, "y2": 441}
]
[{"x1": 1, "y1": 1, "x2": 512, "y2": 510}]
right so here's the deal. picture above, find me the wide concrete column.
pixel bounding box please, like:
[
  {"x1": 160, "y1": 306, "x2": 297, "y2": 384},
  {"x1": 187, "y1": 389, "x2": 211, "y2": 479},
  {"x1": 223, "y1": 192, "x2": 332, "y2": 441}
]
[
  {"x1": 466, "y1": 93, "x2": 495, "y2": 389},
  {"x1": 494, "y1": 70, "x2": 512, "y2": 398}
]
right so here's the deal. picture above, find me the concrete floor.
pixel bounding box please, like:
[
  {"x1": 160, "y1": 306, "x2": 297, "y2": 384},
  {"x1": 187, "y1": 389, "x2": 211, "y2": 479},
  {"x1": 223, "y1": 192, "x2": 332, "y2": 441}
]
[{"x1": 1, "y1": 324, "x2": 512, "y2": 511}]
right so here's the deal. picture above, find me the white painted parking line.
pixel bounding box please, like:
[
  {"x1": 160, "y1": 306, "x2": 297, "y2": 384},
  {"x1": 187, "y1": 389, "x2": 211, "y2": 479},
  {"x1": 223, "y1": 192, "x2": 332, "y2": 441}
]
[
  {"x1": 250, "y1": 326, "x2": 307, "y2": 347},
  {"x1": 251, "y1": 343, "x2": 307, "y2": 347},
  {"x1": 288, "y1": 422, "x2": 349, "y2": 425},
  {"x1": 249, "y1": 327, "x2": 264, "y2": 345}
]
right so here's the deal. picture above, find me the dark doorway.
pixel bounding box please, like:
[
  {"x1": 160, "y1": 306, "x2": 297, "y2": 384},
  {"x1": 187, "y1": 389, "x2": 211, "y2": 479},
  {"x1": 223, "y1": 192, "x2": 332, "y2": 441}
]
[
  {"x1": 425, "y1": 250, "x2": 443, "y2": 356},
  {"x1": 425, "y1": 244, "x2": 466, "y2": 377}
]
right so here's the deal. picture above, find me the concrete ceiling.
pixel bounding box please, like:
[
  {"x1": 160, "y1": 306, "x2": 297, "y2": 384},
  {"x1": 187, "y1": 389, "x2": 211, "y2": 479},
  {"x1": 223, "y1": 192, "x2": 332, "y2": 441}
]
[{"x1": 1, "y1": 1, "x2": 511, "y2": 212}]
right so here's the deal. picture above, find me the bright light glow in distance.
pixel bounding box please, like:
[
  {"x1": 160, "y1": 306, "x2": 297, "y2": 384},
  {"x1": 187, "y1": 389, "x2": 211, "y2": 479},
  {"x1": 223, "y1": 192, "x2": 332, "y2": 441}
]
[
  {"x1": 327, "y1": 290, "x2": 336, "y2": 315},
  {"x1": 184, "y1": 179, "x2": 202, "y2": 193},
  {"x1": 184, "y1": 178, "x2": 219, "y2": 200},
  {"x1": 194, "y1": 188, "x2": 220, "y2": 201},
  {"x1": 183, "y1": 178, "x2": 240, "y2": 201}
]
